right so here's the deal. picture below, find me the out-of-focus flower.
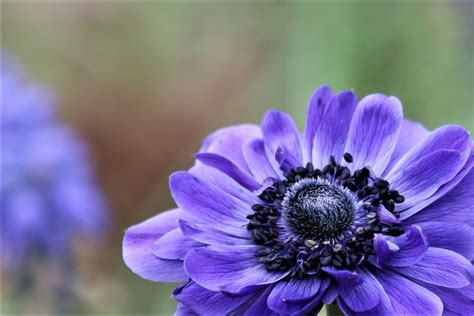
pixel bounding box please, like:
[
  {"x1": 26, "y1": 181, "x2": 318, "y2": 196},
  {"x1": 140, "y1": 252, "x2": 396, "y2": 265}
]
[
  {"x1": 123, "y1": 85, "x2": 473, "y2": 315},
  {"x1": 1, "y1": 54, "x2": 108, "y2": 270}
]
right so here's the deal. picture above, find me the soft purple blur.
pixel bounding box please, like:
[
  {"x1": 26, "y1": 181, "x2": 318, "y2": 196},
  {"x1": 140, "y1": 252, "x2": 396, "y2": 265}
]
[{"x1": 1, "y1": 54, "x2": 108, "y2": 270}]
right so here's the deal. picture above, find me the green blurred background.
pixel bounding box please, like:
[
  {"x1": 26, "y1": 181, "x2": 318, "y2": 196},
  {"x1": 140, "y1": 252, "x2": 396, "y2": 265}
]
[{"x1": 2, "y1": 2, "x2": 473, "y2": 315}]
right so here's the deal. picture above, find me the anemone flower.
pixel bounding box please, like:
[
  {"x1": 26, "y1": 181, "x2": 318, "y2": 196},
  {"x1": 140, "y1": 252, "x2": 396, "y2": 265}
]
[
  {"x1": 123, "y1": 85, "x2": 473, "y2": 315},
  {"x1": 1, "y1": 54, "x2": 108, "y2": 271}
]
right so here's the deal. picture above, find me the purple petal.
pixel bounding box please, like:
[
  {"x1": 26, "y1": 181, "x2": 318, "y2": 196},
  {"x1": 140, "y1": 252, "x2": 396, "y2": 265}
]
[
  {"x1": 267, "y1": 277, "x2": 330, "y2": 315},
  {"x1": 303, "y1": 85, "x2": 333, "y2": 163},
  {"x1": 422, "y1": 282, "x2": 474, "y2": 315},
  {"x1": 174, "y1": 282, "x2": 252, "y2": 315},
  {"x1": 264, "y1": 141, "x2": 285, "y2": 177},
  {"x1": 122, "y1": 257, "x2": 185, "y2": 285},
  {"x1": 461, "y1": 274, "x2": 474, "y2": 300},
  {"x1": 337, "y1": 268, "x2": 383, "y2": 312},
  {"x1": 415, "y1": 222, "x2": 474, "y2": 260},
  {"x1": 382, "y1": 225, "x2": 428, "y2": 266},
  {"x1": 220, "y1": 284, "x2": 264, "y2": 298},
  {"x1": 174, "y1": 303, "x2": 198, "y2": 316},
  {"x1": 312, "y1": 90, "x2": 358, "y2": 169},
  {"x1": 184, "y1": 245, "x2": 290, "y2": 293},
  {"x1": 242, "y1": 286, "x2": 276, "y2": 316},
  {"x1": 153, "y1": 228, "x2": 203, "y2": 260},
  {"x1": 404, "y1": 166, "x2": 474, "y2": 225},
  {"x1": 261, "y1": 110, "x2": 303, "y2": 168},
  {"x1": 194, "y1": 153, "x2": 260, "y2": 191},
  {"x1": 388, "y1": 125, "x2": 471, "y2": 178},
  {"x1": 189, "y1": 163, "x2": 261, "y2": 206},
  {"x1": 344, "y1": 94, "x2": 403, "y2": 175},
  {"x1": 275, "y1": 146, "x2": 301, "y2": 173},
  {"x1": 373, "y1": 234, "x2": 397, "y2": 266},
  {"x1": 122, "y1": 209, "x2": 188, "y2": 282},
  {"x1": 384, "y1": 119, "x2": 429, "y2": 175},
  {"x1": 179, "y1": 220, "x2": 251, "y2": 246},
  {"x1": 253, "y1": 177, "x2": 276, "y2": 196},
  {"x1": 322, "y1": 267, "x2": 363, "y2": 286},
  {"x1": 337, "y1": 285, "x2": 393, "y2": 316},
  {"x1": 268, "y1": 277, "x2": 321, "y2": 304},
  {"x1": 321, "y1": 284, "x2": 339, "y2": 304},
  {"x1": 461, "y1": 284, "x2": 474, "y2": 304},
  {"x1": 199, "y1": 124, "x2": 261, "y2": 173},
  {"x1": 377, "y1": 206, "x2": 401, "y2": 225},
  {"x1": 356, "y1": 287, "x2": 393, "y2": 316},
  {"x1": 395, "y1": 247, "x2": 471, "y2": 288},
  {"x1": 242, "y1": 138, "x2": 280, "y2": 182},
  {"x1": 386, "y1": 149, "x2": 463, "y2": 211},
  {"x1": 169, "y1": 171, "x2": 252, "y2": 238},
  {"x1": 374, "y1": 270, "x2": 443, "y2": 316},
  {"x1": 123, "y1": 208, "x2": 184, "y2": 238},
  {"x1": 298, "y1": 278, "x2": 331, "y2": 315},
  {"x1": 336, "y1": 298, "x2": 353, "y2": 315}
]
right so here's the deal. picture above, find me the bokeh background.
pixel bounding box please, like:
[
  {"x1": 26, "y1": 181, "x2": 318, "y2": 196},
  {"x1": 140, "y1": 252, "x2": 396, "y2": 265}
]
[{"x1": 2, "y1": 2, "x2": 473, "y2": 315}]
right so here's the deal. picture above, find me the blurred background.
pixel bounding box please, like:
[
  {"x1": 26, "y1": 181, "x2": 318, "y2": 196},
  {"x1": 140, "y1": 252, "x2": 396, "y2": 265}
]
[{"x1": 2, "y1": 2, "x2": 473, "y2": 315}]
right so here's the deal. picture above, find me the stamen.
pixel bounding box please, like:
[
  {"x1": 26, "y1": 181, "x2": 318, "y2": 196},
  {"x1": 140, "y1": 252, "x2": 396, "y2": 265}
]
[
  {"x1": 282, "y1": 179, "x2": 355, "y2": 240},
  {"x1": 305, "y1": 239, "x2": 317, "y2": 248},
  {"x1": 247, "y1": 153, "x2": 405, "y2": 279},
  {"x1": 343, "y1": 152, "x2": 353, "y2": 163}
]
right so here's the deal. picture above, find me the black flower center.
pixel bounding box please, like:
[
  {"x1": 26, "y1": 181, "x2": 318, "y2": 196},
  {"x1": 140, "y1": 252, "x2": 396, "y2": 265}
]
[
  {"x1": 247, "y1": 153, "x2": 405, "y2": 279},
  {"x1": 283, "y1": 180, "x2": 354, "y2": 241}
]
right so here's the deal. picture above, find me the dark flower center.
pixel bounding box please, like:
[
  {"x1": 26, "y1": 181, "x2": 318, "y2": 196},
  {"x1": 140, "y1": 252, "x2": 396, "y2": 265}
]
[
  {"x1": 247, "y1": 153, "x2": 405, "y2": 279},
  {"x1": 283, "y1": 180, "x2": 354, "y2": 241}
]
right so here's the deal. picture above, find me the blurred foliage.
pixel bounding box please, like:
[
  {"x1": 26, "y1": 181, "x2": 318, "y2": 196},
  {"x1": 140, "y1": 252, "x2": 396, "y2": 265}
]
[
  {"x1": 2, "y1": 2, "x2": 472, "y2": 315},
  {"x1": 284, "y1": 3, "x2": 473, "y2": 132}
]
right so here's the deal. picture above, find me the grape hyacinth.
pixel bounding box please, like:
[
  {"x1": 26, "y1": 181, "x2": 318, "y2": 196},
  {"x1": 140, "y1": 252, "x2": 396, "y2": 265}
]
[
  {"x1": 1, "y1": 55, "x2": 108, "y2": 271},
  {"x1": 123, "y1": 85, "x2": 473, "y2": 315}
]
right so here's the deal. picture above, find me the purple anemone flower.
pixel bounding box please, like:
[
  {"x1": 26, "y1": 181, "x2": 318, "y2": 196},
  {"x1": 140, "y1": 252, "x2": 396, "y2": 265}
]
[
  {"x1": 123, "y1": 85, "x2": 473, "y2": 315},
  {"x1": 1, "y1": 54, "x2": 108, "y2": 270}
]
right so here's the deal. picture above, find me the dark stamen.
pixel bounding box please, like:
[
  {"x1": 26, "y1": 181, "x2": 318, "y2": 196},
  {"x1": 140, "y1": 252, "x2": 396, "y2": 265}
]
[
  {"x1": 247, "y1": 153, "x2": 405, "y2": 279},
  {"x1": 343, "y1": 152, "x2": 353, "y2": 163}
]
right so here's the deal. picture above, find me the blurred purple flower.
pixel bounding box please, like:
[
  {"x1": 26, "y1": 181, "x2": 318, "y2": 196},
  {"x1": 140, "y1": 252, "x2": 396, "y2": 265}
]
[
  {"x1": 1, "y1": 54, "x2": 108, "y2": 269},
  {"x1": 123, "y1": 85, "x2": 473, "y2": 315}
]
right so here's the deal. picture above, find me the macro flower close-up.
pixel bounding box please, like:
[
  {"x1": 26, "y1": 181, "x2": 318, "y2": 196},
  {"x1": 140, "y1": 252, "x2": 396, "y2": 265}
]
[
  {"x1": 123, "y1": 85, "x2": 474, "y2": 315},
  {"x1": 3, "y1": 2, "x2": 473, "y2": 315}
]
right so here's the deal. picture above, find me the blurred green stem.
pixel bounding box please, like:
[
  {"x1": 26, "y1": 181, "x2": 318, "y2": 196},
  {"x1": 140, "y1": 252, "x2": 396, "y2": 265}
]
[{"x1": 326, "y1": 303, "x2": 344, "y2": 316}]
